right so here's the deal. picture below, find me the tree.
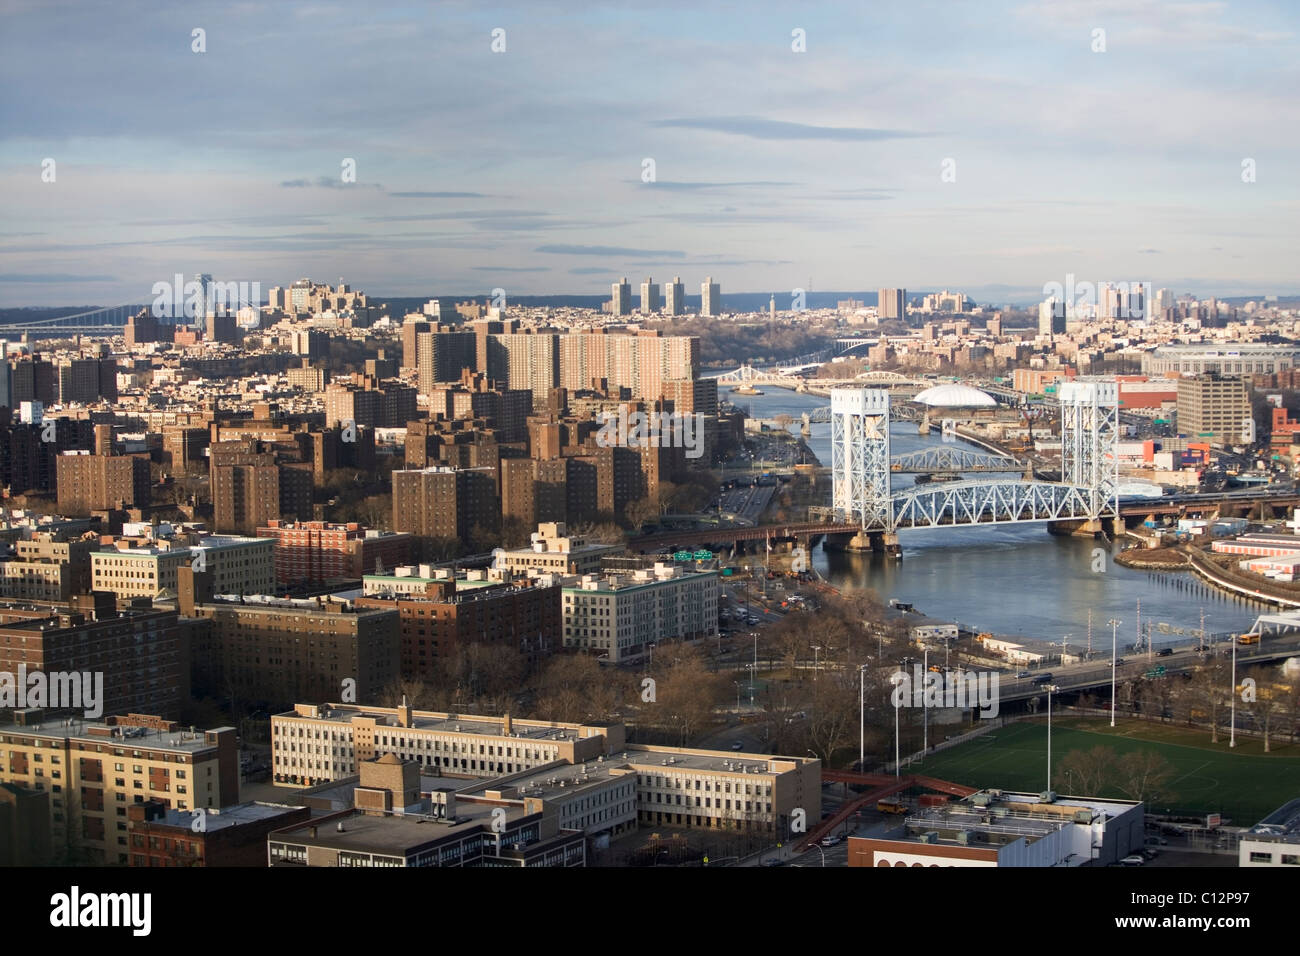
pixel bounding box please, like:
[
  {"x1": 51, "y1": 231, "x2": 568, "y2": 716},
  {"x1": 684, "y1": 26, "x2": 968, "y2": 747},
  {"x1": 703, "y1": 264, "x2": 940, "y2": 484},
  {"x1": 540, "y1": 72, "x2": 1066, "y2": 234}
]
[
  {"x1": 1054, "y1": 745, "x2": 1115, "y2": 796},
  {"x1": 623, "y1": 496, "x2": 658, "y2": 531},
  {"x1": 1113, "y1": 750, "x2": 1176, "y2": 805},
  {"x1": 1188, "y1": 660, "x2": 1230, "y2": 743},
  {"x1": 806, "y1": 669, "x2": 859, "y2": 765}
]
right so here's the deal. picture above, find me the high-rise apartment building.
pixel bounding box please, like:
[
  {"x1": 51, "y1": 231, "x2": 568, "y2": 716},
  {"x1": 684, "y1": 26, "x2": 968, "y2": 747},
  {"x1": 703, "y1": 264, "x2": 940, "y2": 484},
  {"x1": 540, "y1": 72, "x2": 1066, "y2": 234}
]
[
  {"x1": 1038, "y1": 297, "x2": 1066, "y2": 337},
  {"x1": 701, "y1": 276, "x2": 721, "y2": 316},
  {"x1": 255, "y1": 520, "x2": 416, "y2": 586},
  {"x1": 611, "y1": 277, "x2": 632, "y2": 316},
  {"x1": 639, "y1": 277, "x2": 661, "y2": 315},
  {"x1": 415, "y1": 329, "x2": 477, "y2": 393},
  {"x1": 55, "y1": 452, "x2": 150, "y2": 515},
  {"x1": 391, "y1": 466, "x2": 498, "y2": 542},
  {"x1": 665, "y1": 276, "x2": 685, "y2": 316},
  {"x1": 878, "y1": 288, "x2": 907, "y2": 321}
]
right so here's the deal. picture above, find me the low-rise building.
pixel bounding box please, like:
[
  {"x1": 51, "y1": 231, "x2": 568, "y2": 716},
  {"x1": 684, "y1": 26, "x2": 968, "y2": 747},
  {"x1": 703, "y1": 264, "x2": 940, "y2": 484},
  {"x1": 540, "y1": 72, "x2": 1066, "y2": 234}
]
[
  {"x1": 91, "y1": 534, "x2": 275, "y2": 599},
  {"x1": 127, "y1": 799, "x2": 311, "y2": 867},
  {"x1": 562, "y1": 563, "x2": 718, "y2": 662},
  {"x1": 492, "y1": 522, "x2": 623, "y2": 576},
  {"x1": 848, "y1": 789, "x2": 1144, "y2": 867},
  {"x1": 1238, "y1": 798, "x2": 1300, "y2": 867}
]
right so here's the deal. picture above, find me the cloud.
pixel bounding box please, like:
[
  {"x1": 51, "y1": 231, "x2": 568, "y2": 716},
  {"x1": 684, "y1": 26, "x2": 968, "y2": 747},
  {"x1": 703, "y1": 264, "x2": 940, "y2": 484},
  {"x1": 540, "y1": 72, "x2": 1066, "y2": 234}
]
[
  {"x1": 279, "y1": 176, "x2": 383, "y2": 190},
  {"x1": 0, "y1": 272, "x2": 115, "y2": 282},
  {"x1": 537, "y1": 244, "x2": 686, "y2": 258},
  {"x1": 390, "y1": 191, "x2": 489, "y2": 198},
  {"x1": 640, "y1": 180, "x2": 799, "y2": 191},
  {"x1": 569, "y1": 267, "x2": 611, "y2": 275},
  {"x1": 470, "y1": 266, "x2": 549, "y2": 273},
  {"x1": 652, "y1": 116, "x2": 931, "y2": 141}
]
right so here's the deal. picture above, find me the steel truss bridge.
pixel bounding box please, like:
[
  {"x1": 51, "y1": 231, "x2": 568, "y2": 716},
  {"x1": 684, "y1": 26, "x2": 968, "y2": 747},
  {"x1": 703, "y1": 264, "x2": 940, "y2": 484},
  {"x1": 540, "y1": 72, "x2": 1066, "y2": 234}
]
[
  {"x1": 829, "y1": 382, "x2": 1120, "y2": 534},
  {"x1": 888, "y1": 446, "x2": 1023, "y2": 475}
]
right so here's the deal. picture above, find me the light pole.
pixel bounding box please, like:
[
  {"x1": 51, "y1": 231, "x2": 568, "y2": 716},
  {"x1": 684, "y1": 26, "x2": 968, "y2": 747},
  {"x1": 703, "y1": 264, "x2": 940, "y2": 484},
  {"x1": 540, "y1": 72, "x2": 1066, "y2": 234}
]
[
  {"x1": 734, "y1": 681, "x2": 741, "y2": 711},
  {"x1": 1108, "y1": 619, "x2": 1122, "y2": 728},
  {"x1": 648, "y1": 642, "x2": 656, "y2": 672},
  {"x1": 922, "y1": 647, "x2": 929, "y2": 753},
  {"x1": 812, "y1": 645, "x2": 821, "y2": 680},
  {"x1": 889, "y1": 667, "x2": 906, "y2": 778},
  {"x1": 858, "y1": 663, "x2": 867, "y2": 772},
  {"x1": 1046, "y1": 684, "x2": 1059, "y2": 792},
  {"x1": 1230, "y1": 636, "x2": 1238, "y2": 748}
]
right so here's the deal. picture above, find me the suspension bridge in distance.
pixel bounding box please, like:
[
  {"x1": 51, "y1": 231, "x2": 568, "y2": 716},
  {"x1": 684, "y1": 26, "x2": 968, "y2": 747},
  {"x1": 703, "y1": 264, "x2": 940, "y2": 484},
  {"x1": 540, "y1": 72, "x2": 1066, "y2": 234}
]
[{"x1": 0, "y1": 304, "x2": 142, "y2": 335}]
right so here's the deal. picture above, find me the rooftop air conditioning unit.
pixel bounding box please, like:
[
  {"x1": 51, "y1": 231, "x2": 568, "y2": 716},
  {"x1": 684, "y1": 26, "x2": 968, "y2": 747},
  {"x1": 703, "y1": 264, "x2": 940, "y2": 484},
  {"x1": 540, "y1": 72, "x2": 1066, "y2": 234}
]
[{"x1": 1039, "y1": 791, "x2": 1057, "y2": 804}]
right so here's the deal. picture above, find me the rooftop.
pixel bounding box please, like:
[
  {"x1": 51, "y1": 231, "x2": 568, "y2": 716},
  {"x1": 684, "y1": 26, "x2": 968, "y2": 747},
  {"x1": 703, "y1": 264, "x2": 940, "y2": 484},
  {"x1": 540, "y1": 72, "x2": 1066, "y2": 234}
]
[{"x1": 151, "y1": 801, "x2": 307, "y2": 833}]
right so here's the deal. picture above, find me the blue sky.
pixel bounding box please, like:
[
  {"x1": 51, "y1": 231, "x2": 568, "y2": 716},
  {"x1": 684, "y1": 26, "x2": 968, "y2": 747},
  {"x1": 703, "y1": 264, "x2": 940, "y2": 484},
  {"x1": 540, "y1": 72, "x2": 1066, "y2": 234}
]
[{"x1": 1, "y1": 0, "x2": 1297, "y2": 307}]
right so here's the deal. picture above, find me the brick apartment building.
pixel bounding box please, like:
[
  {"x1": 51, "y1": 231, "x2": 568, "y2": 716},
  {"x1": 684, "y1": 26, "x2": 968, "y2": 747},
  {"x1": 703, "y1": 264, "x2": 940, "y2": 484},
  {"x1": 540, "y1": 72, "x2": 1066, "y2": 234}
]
[
  {"x1": 56, "y1": 452, "x2": 150, "y2": 515},
  {"x1": 256, "y1": 520, "x2": 416, "y2": 586},
  {"x1": 127, "y1": 799, "x2": 310, "y2": 867}
]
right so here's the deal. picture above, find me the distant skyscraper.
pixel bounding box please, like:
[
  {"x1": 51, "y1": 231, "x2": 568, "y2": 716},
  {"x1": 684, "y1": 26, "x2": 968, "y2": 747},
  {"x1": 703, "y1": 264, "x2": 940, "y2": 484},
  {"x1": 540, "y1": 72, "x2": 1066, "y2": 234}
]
[
  {"x1": 1038, "y1": 298, "x2": 1066, "y2": 337},
  {"x1": 701, "y1": 276, "x2": 721, "y2": 316},
  {"x1": 1154, "y1": 288, "x2": 1175, "y2": 320},
  {"x1": 640, "y1": 277, "x2": 661, "y2": 315},
  {"x1": 665, "y1": 277, "x2": 685, "y2": 316},
  {"x1": 877, "y1": 288, "x2": 906, "y2": 321},
  {"x1": 611, "y1": 277, "x2": 632, "y2": 316},
  {"x1": 769, "y1": 294, "x2": 776, "y2": 321},
  {"x1": 192, "y1": 273, "x2": 212, "y2": 327}
]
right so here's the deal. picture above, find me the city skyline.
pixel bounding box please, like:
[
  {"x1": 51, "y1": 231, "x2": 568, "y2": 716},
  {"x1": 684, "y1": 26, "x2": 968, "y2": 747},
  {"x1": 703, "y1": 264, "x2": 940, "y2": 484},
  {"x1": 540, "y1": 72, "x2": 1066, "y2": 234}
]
[{"x1": 3, "y1": 0, "x2": 1298, "y2": 307}]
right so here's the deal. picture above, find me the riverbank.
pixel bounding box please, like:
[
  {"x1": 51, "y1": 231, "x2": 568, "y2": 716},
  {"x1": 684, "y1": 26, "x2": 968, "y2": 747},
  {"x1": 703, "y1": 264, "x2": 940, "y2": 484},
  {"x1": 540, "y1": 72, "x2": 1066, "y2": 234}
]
[
  {"x1": 1184, "y1": 547, "x2": 1300, "y2": 609},
  {"x1": 1114, "y1": 547, "x2": 1190, "y2": 570}
]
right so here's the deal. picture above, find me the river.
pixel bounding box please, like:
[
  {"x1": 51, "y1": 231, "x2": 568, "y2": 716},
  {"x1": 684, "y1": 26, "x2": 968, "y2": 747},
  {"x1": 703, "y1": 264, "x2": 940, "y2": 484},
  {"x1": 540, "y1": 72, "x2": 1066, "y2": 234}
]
[{"x1": 717, "y1": 381, "x2": 1263, "y2": 648}]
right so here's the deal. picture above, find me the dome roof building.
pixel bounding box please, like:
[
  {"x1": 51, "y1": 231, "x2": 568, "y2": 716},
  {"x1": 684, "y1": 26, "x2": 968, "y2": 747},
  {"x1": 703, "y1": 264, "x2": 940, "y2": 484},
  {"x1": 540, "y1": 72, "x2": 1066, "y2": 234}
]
[{"x1": 913, "y1": 384, "x2": 998, "y2": 408}]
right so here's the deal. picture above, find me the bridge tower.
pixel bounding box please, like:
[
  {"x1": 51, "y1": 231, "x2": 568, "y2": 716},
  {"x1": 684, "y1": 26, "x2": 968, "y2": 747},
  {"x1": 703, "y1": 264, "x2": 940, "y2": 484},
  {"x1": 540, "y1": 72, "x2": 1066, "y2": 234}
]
[
  {"x1": 1057, "y1": 380, "x2": 1120, "y2": 522},
  {"x1": 831, "y1": 387, "x2": 892, "y2": 531}
]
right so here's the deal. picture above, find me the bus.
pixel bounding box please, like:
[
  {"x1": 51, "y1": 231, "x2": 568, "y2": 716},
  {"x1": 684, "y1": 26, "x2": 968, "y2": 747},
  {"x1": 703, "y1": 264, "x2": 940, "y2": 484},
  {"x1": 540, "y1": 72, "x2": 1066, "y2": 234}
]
[
  {"x1": 877, "y1": 798, "x2": 907, "y2": 815},
  {"x1": 1238, "y1": 633, "x2": 1260, "y2": 645}
]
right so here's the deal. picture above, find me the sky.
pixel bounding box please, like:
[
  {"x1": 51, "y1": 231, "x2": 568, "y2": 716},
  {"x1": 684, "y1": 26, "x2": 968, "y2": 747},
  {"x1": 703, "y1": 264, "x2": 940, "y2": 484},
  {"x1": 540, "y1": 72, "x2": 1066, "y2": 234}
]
[{"x1": 1, "y1": 0, "x2": 1297, "y2": 308}]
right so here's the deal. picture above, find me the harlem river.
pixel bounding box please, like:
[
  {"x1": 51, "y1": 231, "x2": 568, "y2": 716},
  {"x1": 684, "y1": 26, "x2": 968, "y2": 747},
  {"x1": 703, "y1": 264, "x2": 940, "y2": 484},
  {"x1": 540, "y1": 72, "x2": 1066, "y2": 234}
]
[{"x1": 725, "y1": 383, "x2": 1262, "y2": 649}]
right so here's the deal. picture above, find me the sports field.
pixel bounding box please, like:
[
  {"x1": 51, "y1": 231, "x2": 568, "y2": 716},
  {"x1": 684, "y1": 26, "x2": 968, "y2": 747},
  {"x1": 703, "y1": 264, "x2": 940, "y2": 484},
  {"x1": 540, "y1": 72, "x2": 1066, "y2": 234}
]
[{"x1": 911, "y1": 718, "x2": 1300, "y2": 824}]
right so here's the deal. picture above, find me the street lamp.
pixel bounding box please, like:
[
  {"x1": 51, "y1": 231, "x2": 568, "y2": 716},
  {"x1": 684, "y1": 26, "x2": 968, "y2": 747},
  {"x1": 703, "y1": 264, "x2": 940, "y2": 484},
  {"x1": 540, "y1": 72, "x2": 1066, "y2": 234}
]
[
  {"x1": 1046, "y1": 684, "x2": 1060, "y2": 792},
  {"x1": 858, "y1": 663, "x2": 867, "y2": 771},
  {"x1": 889, "y1": 667, "x2": 907, "y2": 778},
  {"x1": 923, "y1": 647, "x2": 929, "y2": 753},
  {"x1": 1108, "y1": 619, "x2": 1122, "y2": 728},
  {"x1": 1230, "y1": 635, "x2": 1238, "y2": 748},
  {"x1": 812, "y1": 645, "x2": 821, "y2": 680},
  {"x1": 734, "y1": 681, "x2": 741, "y2": 712},
  {"x1": 648, "y1": 642, "x2": 657, "y2": 672}
]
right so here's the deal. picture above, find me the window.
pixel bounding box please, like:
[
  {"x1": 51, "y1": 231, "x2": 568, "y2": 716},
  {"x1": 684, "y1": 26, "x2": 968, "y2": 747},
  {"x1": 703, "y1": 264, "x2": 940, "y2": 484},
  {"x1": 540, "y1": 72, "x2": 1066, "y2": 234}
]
[{"x1": 1249, "y1": 852, "x2": 1273, "y2": 864}]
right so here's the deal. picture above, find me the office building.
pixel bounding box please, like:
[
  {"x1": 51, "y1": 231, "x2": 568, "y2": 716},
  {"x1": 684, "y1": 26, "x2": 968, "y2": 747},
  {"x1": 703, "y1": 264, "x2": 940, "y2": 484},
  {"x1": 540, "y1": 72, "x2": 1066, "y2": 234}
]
[
  {"x1": 1176, "y1": 374, "x2": 1252, "y2": 446},
  {"x1": 0, "y1": 712, "x2": 238, "y2": 865}
]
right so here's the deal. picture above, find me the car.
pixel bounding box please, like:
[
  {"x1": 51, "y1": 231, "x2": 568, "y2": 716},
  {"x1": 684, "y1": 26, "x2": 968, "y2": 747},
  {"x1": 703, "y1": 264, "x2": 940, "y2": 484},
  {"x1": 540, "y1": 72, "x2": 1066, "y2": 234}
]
[
  {"x1": 762, "y1": 859, "x2": 784, "y2": 867},
  {"x1": 1031, "y1": 673, "x2": 1054, "y2": 684},
  {"x1": 1115, "y1": 657, "x2": 1126, "y2": 665},
  {"x1": 1141, "y1": 848, "x2": 1159, "y2": 861},
  {"x1": 1015, "y1": 670, "x2": 1032, "y2": 679},
  {"x1": 1119, "y1": 855, "x2": 1145, "y2": 866},
  {"x1": 820, "y1": 835, "x2": 841, "y2": 847},
  {"x1": 730, "y1": 741, "x2": 744, "y2": 751},
  {"x1": 1158, "y1": 647, "x2": 1174, "y2": 657}
]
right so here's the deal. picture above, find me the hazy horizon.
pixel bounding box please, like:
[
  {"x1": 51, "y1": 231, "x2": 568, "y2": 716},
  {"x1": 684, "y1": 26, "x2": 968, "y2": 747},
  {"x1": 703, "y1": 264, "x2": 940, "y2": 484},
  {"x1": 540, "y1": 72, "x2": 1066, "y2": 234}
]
[{"x1": 3, "y1": 0, "x2": 1298, "y2": 306}]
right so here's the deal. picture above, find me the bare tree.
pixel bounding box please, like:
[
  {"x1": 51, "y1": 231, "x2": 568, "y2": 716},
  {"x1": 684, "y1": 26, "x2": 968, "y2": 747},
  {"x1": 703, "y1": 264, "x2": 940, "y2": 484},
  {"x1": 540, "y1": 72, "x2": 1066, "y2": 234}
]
[
  {"x1": 1113, "y1": 750, "x2": 1176, "y2": 805},
  {"x1": 1054, "y1": 745, "x2": 1115, "y2": 795}
]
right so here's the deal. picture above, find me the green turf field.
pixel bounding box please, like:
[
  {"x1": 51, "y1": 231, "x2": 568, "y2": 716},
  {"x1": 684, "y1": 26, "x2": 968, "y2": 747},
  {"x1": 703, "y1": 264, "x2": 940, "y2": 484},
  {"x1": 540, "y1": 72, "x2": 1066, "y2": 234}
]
[{"x1": 911, "y1": 718, "x2": 1300, "y2": 824}]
